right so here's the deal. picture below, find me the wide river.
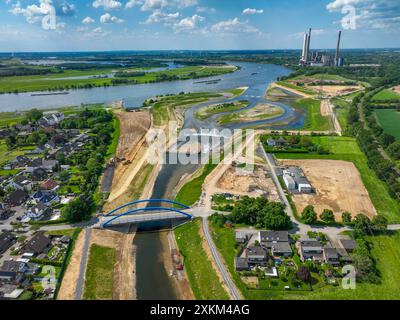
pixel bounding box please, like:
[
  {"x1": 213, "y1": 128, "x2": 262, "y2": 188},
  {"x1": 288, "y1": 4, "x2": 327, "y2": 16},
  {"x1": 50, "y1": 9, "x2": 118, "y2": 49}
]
[{"x1": 0, "y1": 61, "x2": 291, "y2": 111}]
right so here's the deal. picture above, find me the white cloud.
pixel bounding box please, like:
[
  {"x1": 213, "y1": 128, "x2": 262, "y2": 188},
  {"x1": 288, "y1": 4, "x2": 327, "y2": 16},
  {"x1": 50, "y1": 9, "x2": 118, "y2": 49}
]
[
  {"x1": 82, "y1": 16, "x2": 95, "y2": 24},
  {"x1": 172, "y1": 14, "x2": 205, "y2": 33},
  {"x1": 100, "y1": 13, "x2": 124, "y2": 24},
  {"x1": 143, "y1": 10, "x2": 180, "y2": 25},
  {"x1": 242, "y1": 8, "x2": 264, "y2": 15},
  {"x1": 92, "y1": 0, "x2": 122, "y2": 10},
  {"x1": 196, "y1": 6, "x2": 216, "y2": 14},
  {"x1": 211, "y1": 18, "x2": 261, "y2": 34},
  {"x1": 291, "y1": 29, "x2": 326, "y2": 39},
  {"x1": 326, "y1": 0, "x2": 361, "y2": 11},
  {"x1": 126, "y1": 0, "x2": 197, "y2": 11}
]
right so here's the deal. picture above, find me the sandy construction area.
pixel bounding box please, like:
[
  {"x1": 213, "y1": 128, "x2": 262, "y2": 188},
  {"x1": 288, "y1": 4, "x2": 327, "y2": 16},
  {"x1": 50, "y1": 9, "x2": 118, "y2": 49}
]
[
  {"x1": 280, "y1": 159, "x2": 377, "y2": 220},
  {"x1": 307, "y1": 85, "x2": 361, "y2": 97},
  {"x1": 392, "y1": 85, "x2": 400, "y2": 95},
  {"x1": 215, "y1": 164, "x2": 280, "y2": 202}
]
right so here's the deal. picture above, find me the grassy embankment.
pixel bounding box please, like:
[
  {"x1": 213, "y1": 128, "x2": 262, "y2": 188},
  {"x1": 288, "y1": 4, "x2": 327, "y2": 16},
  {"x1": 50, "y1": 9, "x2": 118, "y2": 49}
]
[
  {"x1": 196, "y1": 100, "x2": 250, "y2": 121},
  {"x1": 374, "y1": 109, "x2": 400, "y2": 141},
  {"x1": 0, "y1": 65, "x2": 236, "y2": 94},
  {"x1": 272, "y1": 136, "x2": 400, "y2": 223},
  {"x1": 209, "y1": 219, "x2": 400, "y2": 299},
  {"x1": 174, "y1": 219, "x2": 230, "y2": 300},
  {"x1": 106, "y1": 115, "x2": 121, "y2": 159},
  {"x1": 83, "y1": 244, "x2": 116, "y2": 300},
  {"x1": 293, "y1": 98, "x2": 332, "y2": 131},
  {"x1": 175, "y1": 163, "x2": 217, "y2": 206}
]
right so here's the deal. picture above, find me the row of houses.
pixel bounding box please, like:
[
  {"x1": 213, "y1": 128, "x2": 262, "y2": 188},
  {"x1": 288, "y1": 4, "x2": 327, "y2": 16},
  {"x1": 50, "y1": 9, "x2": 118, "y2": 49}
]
[{"x1": 234, "y1": 230, "x2": 357, "y2": 272}]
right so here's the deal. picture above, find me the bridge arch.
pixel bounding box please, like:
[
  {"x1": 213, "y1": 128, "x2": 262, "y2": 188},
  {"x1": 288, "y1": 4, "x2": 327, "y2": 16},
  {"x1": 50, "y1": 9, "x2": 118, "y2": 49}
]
[
  {"x1": 105, "y1": 199, "x2": 190, "y2": 216},
  {"x1": 102, "y1": 206, "x2": 193, "y2": 228}
]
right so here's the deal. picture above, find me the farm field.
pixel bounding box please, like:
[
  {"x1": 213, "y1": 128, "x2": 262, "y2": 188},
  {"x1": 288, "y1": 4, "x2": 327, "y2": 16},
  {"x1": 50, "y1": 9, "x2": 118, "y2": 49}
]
[
  {"x1": 280, "y1": 159, "x2": 377, "y2": 220},
  {"x1": 374, "y1": 109, "x2": 400, "y2": 141},
  {"x1": 174, "y1": 219, "x2": 229, "y2": 300},
  {"x1": 272, "y1": 136, "x2": 400, "y2": 223},
  {"x1": 372, "y1": 87, "x2": 400, "y2": 101}
]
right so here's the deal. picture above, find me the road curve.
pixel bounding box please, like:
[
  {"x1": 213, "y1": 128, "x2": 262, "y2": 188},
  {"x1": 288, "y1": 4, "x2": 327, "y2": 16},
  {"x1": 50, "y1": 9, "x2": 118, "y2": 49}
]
[{"x1": 201, "y1": 217, "x2": 242, "y2": 300}]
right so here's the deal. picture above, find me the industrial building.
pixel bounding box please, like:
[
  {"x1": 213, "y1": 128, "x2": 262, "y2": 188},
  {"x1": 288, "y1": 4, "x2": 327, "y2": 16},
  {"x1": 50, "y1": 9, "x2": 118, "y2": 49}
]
[
  {"x1": 282, "y1": 167, "x2": 313, "y2": 194},
  {"x1": 300, "y1": 29, "x2": 344, "y2": 67}
]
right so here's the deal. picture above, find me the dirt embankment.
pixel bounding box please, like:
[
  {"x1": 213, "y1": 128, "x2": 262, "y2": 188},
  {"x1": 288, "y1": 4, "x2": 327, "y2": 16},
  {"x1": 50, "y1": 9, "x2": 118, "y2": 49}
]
[{"x1": 57, "y1": 230, "x2": 86, "y2": 300}]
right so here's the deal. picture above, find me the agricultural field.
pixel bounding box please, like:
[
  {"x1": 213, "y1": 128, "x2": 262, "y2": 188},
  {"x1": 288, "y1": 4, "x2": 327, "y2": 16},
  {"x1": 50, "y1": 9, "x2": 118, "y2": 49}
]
[
  {"x1": 174, "y1": 219, "x2": 229, "y2": 300},
  {"x1": 374, "y1": 109, "x2": 400, "y2": 141},
  {"x1": 372, "y1": 87, "x2": 400, "y2": 101},
  {"x1": 272, "y1": 136, "x2": 400, "y2": 223}
]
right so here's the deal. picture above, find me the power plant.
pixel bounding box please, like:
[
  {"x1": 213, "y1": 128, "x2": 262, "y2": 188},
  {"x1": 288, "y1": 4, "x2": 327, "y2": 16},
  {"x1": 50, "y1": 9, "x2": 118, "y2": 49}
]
[{"x1": 299, "y1": 29, "x2": 344, "y2": 67}]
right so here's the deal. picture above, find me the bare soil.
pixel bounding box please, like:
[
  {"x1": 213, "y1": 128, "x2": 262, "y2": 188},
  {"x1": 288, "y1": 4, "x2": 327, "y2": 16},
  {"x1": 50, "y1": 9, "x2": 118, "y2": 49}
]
[
  {"x1": 280, "y1": 159, "x2": 377, "y2": 220},
  {"x1": 392, "y1": 85, "x2": 400, "y2": 95}
]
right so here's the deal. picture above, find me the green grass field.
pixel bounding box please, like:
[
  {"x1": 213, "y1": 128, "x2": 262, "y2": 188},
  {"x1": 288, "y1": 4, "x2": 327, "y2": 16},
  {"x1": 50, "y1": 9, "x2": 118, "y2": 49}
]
[
  {"x1": 276, "y1": 81, "x2": 316, "y2": 95},
  {"x1": 174, "y1": 219, "x2": 229, "y2": 300},
  {"x1": 106, "y1": 115, "x2": 120, "y2": 158},
  {"x1": 196, "y1": 100, "x2": 249, "y2": 120},
  {"x1": 332, "y1": 96, "x2": 352, "y2": 132},
  {"x1": 83, "y1": 244, "x2": 116, "y2": 300},
  {"x1": 175, "y1": 163, "x2": 217, "y2": 206},
  {"x1": 372, "y1": 88, "x2": 400, "y2": 101},
  {"x1": 293, "y1": 98, "x2": 332, "y2": 131},
  {"x1": 273, "y1": 136, "x2": 400, "y2": 223},
  {"x1": 0, "y1": 141, "x2": 32, "y2": 166},
  {"x1": 374, "y1": 109, "x2": 400, "y2": 141}
]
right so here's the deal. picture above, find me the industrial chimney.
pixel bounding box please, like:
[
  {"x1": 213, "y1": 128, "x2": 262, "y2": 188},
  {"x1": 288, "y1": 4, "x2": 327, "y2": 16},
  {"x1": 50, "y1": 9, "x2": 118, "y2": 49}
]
[{"x1": 335, "y1": 31, "x2": 342, "y2": 66}]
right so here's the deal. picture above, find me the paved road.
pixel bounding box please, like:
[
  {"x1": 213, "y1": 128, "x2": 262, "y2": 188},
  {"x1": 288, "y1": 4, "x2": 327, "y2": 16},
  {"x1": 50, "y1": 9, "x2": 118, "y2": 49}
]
[
  {"x1": 74, "y1": 228, "x2": 91, "y2": 300},
  {"x1": 201, "y1": 217, "x2": 242, "y2": 300}
]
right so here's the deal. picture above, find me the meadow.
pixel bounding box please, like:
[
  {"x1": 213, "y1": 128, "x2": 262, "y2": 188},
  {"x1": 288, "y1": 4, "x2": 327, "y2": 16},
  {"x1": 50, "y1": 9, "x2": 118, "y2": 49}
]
[
  {"x1": 374, "y1": 109, "x2": 400, "y2": 141},
  {"x1": 293, "y1": 98, "x2": 332, "y2": 131}
]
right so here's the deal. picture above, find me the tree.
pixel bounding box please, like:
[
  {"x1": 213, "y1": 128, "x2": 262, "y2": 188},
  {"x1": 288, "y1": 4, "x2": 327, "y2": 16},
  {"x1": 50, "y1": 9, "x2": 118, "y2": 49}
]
[
  {"x1": 353, "y1": 214, "x2": 374, "y2": 236},
  {"x1": 320, "y1": 209, "x2": 335, "y2": 224},
  {"x1": 62, "y1": 196, "x2": 93, "y2": 223},
  {"x1": 26, "y1": 108, "x2": 43, "y2": 122},
  {"x1": 372, "y1": 215, "x2": 388, "y2": 233},
  {"x1": 297, "y1": 266, "x2": 311, "y2": 284},
  {"x1": 301, "y1": 205, "x2": 317, "y2": 225},
  {"x1": 342, "y1": 211, "x2": 352, "y2": 224}
]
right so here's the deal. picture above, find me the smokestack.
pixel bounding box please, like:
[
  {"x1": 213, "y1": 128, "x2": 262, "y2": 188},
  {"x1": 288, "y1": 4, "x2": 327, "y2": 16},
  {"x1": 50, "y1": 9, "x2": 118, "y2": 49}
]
[
  {"x1": 302, "y1": 33, "x2": 308, "y2": 61},
  {"x1": 335, "y1": 30, "x2": 342, "y2": 66},
  {"x1": 306, "y1": 28, "x2": 312, "y2": 62}
]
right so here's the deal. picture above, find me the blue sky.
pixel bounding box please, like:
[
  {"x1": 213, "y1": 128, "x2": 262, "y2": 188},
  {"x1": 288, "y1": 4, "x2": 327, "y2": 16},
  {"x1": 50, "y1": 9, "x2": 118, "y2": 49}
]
[{"x1": 0, "y1": 0, "x2": 399, "y2": 51}]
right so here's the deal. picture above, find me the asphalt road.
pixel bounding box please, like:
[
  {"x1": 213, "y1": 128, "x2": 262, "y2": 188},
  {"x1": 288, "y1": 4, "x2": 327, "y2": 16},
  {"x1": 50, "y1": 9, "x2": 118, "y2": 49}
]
[
  {"x1": 74, "y1": 228, "x2": 91, "y2": 300},
  {"x1": 201, "y1": 217, "x2": 242, "y2": 300}
]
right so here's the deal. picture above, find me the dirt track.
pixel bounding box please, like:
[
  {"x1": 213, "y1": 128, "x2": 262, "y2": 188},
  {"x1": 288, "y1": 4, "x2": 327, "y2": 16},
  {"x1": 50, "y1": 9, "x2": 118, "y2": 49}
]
[{"x1": 280, "y1": 159, "x2": 377, "y2": 220}]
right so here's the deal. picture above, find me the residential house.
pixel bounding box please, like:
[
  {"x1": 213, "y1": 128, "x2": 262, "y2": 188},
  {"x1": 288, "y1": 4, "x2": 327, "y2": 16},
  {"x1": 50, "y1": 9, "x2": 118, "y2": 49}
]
[
  {"x1": 235, "y1": 257, "x2": 250, "y2": 271},
  {"x1": 32, "y1": 190, "x2": 59, "y2": 206},
  {"x1": 0, "y1": 231, "x2": 16, "y2": 255},
  {"x1": 30, "y1": 168, "x2": 48, "y2": 181},
  {"x1": 266, "y1": 138, "x2": 276, "y2": 147},
  {"x1": 26, "y1": 158, "x2": 44, "y2": 173},
  {"x1": 0, "y1": 260, "x2": 39, "y2": 275},
  {"x1": 10, "y1": 176, "x2": 33, "y2": 192},
  {"x1": 41, "y1": 160, "x2": 58, "y2": 172},
  {"x1": 0, "y1": 208, "x2": 15, "y2": 221},
  {"x1": 22, "y1": 203, "x2": 53, "y2": 222},
  {"x1": 258, "y1": 231, "x2": 293, "y2": 257},
  {"x1": 21, "y1": 232, "x2": 51, "y2": 256},
  {"x1": 39, "y1": 112, "x2": 64, "y2": 127},
  {"x1": 40, "y1": 179, "x2": 60, "y2": 193},
  {"x1": 4, "y1": 155, "x2": 30, "y2": 170},
  {"x1": 323, "y1": 247, "x2": 340, "y2": 266},
  {"x1": 5, "y1": 190, "x2": 29, "y2": 206},
  {"x1": 339, "y1": 239, "x2": 357, "y2": 254},
  {"x1": 297, "y1": 239, "x2": 324, "y2": 262},
  {"x1": 245, "y1": 246, "x2": 269, "y2": 267},
  {"x1": 30, "y1": 145, "x2": 46, "y2": 155}
]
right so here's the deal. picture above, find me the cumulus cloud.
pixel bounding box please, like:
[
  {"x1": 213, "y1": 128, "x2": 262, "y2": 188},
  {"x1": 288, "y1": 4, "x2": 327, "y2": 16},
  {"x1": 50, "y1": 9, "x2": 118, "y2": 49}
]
[
  {"x1": 172, "y1": 14, "x2": 205, "y2": 33},
  {"x1": 100, "y1": 13, "x2": 124, "y2": 24},
  {"x1": 326, "y1": 0, "x2": 400, "y2": 30},
  {"x1": 211, "y1": 18, "x2": 261, "y2": 34},
  {"x1": 92, "y1": 0, "x2": 122, "y2": 10},
  {"x1": 242, "y1": 8, "x2": 264, "y2": 15},
  {"x1": 195, "y1": 6, "x2": 215, "y2": 14},
  {"x1": 126, "y1": 0, "x2": 197, "y2": 11},
  {"x1": 82, "y1": 16, "x2": 95, "y2": 24},
  {"x1": 143, "y1": 10, "x2": 180, "y2": 25}
]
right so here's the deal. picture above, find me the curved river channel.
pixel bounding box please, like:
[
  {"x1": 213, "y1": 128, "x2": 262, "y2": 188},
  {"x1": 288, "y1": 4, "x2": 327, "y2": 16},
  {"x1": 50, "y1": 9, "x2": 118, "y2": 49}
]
[{"x1": 1, "y1": 62, "x2": 300, "y2": 299}]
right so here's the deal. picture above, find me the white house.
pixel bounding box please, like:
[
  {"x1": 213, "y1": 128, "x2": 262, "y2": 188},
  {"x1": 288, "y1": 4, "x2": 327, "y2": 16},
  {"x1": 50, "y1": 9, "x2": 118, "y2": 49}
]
[{"x1": 283, "y1": 174, "x2": 296, "y2": 191}]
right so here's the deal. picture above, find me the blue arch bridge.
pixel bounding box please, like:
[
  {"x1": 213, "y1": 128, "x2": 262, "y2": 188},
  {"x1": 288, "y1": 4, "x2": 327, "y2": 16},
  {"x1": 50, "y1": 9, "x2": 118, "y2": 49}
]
[{"x1": 96, "y1": 199, "x2": 205, "y2": 229}]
